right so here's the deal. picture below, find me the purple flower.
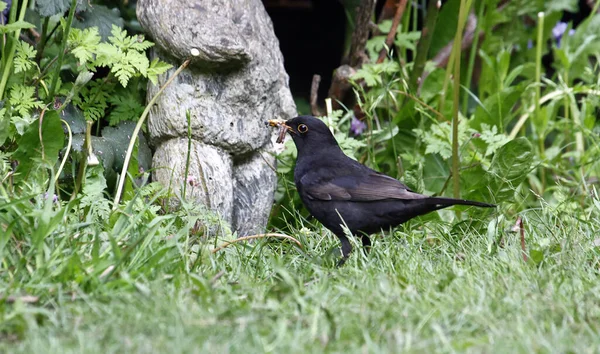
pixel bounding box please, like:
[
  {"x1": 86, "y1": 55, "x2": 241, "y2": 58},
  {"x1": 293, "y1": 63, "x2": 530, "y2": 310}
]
[
  {"x1": 552, "y1": 21, "x2": 574, "y2": 48},
  {"x1": 2, "y1": 0, "x2": 10, "y2": 25},
  {"x1": 350, "y1": 116, "x2": 367, "y2": 136},
  {"x1": 43, "y1": 192, "x2": 59, "y2": 203},
  {"x1": 186, "y1": 175, "x2": 197, "y2": 186}
]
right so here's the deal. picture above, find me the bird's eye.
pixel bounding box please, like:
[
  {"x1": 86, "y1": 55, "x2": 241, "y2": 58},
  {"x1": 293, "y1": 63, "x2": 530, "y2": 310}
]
[{"x1": 297, "y1": 124, "x2": 308, "y2": 133}]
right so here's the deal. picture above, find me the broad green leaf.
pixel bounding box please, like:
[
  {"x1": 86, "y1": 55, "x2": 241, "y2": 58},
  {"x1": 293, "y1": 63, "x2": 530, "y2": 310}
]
[
  {"x1": 545, "y1": 0, "x2": 578, "y2": 12},
  {"x1": 471, "y1": 86, "x2": 524, "y2": 131},
  {"x1": 0, "y1": 21, "x2": 35, "y2": 34},
  {"x1": 102, "y1": 121, "x2": 152, "y2": 172},
  {"x1": 72, "y1": 5, "x2": 124, "y2": 40},
  {"x1": 13, "y1": 111, "x2": 65, "y2": 179},
  {"x1": 0, "y1": 108, "x2": 8, "y2": 145},
  {"x1": 36, "y1": 0, "x2": 71, "y2": 17},
  {"x1": 487, "y1": 137, "x2": 533, "y2": 202},
  {"x1": 428, "y1": 0, "x2": 460, "y2": 57}
]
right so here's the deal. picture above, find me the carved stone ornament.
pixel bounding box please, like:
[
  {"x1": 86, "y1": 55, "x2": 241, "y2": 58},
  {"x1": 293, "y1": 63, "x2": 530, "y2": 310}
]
[{"x1": 137, "y1": 0, "x2": 296, "y2": 235}]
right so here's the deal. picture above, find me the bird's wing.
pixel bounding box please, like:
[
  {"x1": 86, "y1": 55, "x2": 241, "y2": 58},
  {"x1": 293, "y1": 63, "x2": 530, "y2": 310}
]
[{"x1": 302, "y1": 170, "x2": 427, "y2": 202}]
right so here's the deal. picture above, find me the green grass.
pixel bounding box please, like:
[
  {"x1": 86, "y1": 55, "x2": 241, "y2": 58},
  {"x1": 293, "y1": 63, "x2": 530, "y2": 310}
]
[{"x1": 2, "y1": 195, "x2": 600, "y2": 353}]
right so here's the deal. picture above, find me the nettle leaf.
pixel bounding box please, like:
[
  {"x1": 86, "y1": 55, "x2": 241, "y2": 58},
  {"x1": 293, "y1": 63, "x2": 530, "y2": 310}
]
[
  {"x1": 68, "y1": 27, "x2": 101, "y2": 67},
  {"x1": 11, "y1": 114, "x2": 37, "y2": 135},
  {"x1": 9, "y1": 85, "x2": 44, "y2": 116},
  {"x1": 487, "y1": 137, "x2": 533, "y2": 202},
  {"x1": 147, "y1": 59, "x2": 172, "y2": 85},
  {"x1": 13, "y1": 111, "x2": 65, "y2": 178},
  {"x1": 36, "y1": 0, "x2": 71, "y2": 17},
  {"x1": 14, "y1": 41, "x2": 38, "y2": 73}
]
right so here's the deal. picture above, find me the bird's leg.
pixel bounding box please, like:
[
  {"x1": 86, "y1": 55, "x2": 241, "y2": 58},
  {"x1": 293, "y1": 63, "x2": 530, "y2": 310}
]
[
  {"x1": 361, "y1": 235, "x2": 372, "y2": 256},
  {"x1": 336, "y1": 234, "x2": 352, "y2": 267}
]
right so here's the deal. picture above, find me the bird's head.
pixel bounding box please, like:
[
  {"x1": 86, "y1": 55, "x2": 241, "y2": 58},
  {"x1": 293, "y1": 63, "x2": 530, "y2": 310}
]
[{"x1": 282, "y1": 116, "x2": 340, "y2": 154}]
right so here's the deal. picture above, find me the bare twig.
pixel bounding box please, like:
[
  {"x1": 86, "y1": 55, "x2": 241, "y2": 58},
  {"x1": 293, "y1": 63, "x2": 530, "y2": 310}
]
[
  {"x1": 310, "y1": 74, "x2": 322, "y2": 116},
  {"x1": 211, "y1": 233, "x2": 302, "y2": 254},
  {"x1": 5, "y1": 295, "x2": 39, "y2": 304},
  {"x1": 376, "y1": 0, "x2": 408, "y2": 64},
  {"x1": 210, "y1": 270, "x2": 225, "y2": 285}
]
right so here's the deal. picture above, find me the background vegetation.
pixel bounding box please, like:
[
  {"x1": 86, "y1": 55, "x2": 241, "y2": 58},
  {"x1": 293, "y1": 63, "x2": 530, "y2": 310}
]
[{"x1": 1, "y1": 0, "x2": 600, "y2": 352}]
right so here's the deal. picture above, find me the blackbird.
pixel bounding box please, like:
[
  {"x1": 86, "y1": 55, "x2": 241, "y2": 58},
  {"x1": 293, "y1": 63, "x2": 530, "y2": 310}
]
[{"x1": 271, "y1": 115, "x2": 495, "y2": 264}]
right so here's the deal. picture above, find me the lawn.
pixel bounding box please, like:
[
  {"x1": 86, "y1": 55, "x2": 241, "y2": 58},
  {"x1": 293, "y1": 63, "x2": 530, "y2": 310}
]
[{"x1": 3, "y1": 199, "x2": 600, "y2": 353}]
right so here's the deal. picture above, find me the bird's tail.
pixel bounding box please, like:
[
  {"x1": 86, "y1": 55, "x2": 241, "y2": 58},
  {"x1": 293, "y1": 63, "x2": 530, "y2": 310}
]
[{"x1": 425, "y1": 197, "x2": 496, "y2": 209}]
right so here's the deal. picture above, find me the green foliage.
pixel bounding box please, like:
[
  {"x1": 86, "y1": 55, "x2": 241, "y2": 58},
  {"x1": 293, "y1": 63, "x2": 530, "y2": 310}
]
[
  {"x1": 13, "y1": 111, "x2": 64, "y2": 178},
  {"x1": 0, "y1": 0, "x2": 173, "y2": 245},
  {"x1": 2, "y1": 0, "x2": 600, "y2": 351},
  {"x1": 0, "y1": 20, "x2": 35, "y2": 34},
  {"x1": 68, "y1": 26, "x2": 102, "y2": 67},
  {"x1": 73, "y1": 79, "x2": 113, "y2": 121},
  {"x1": 486, "y1": 138, "x2": 533, "y2": 201},
  {"x1": 95, "y1": 25, "x2": 155, "y2": 87},
  {"x1": 35, "y1": 0, "x2": 72, "y2": 17},
  {"x1": 13, "y1": 41, "x2": 37, "y2": 74},
  {"x1": 9, "y1": 85, "x2": 43, "y2": 117}
]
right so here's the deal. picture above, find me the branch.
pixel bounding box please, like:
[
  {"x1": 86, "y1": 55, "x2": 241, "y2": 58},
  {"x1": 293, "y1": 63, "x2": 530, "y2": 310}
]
[
  {"x1": 376, "y1": 0, "x2": 408, "y2": 64},
  {"x1": 211, "y1": 233, "x2": 302, "y2": 253}
]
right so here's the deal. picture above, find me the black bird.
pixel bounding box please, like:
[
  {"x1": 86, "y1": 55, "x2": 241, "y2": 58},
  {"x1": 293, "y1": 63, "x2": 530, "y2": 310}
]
[{"x1": 273, "y1": 115, "x2": 495, "y2": 264}]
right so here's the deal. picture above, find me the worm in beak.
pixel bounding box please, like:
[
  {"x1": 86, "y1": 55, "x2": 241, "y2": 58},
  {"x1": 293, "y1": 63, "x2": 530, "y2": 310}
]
[{"x1": 267, "y1": 120, "x2": 293, "y2": 144}]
